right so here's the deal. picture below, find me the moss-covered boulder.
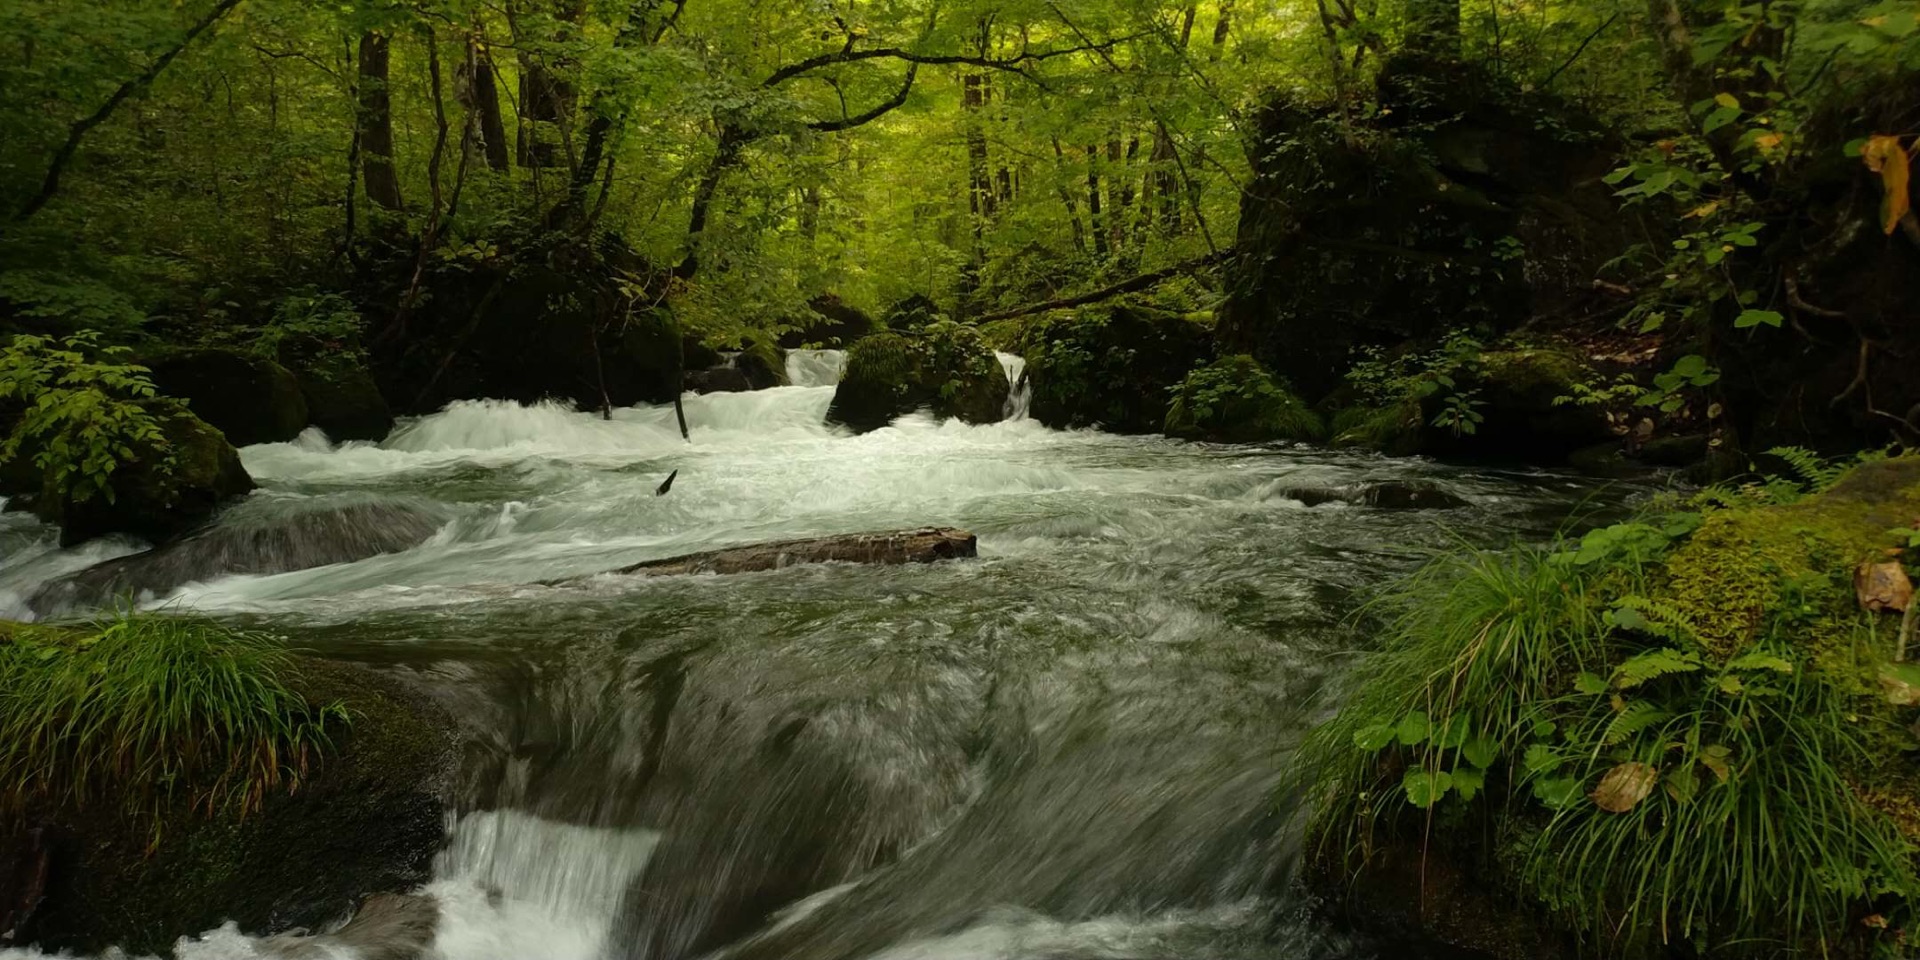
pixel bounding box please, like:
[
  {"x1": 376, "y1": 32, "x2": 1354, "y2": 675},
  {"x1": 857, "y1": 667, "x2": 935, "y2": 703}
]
[
  {"x1": 1164, "y1": 355, "x2": 1324, "y2": 443},
  {"x1": 736, "y1": 331, "x2": 787, "y2": 390},
  {"x1": 6, "y1": 645, "x2": 456, "y2": 956},
  {"x1": 1025, "y1": 301, "x2": 1213, "y2": 434},
  {"x1": 1422, "y1": 347, "x2": 1613, "y2": 461},
  {"x1": 826, "y1": 322, "x2": 1009, "y2": 433},
  {"x1": 1300, "y1": 456, "x2": 1920, "y2": 958},
  {"x1": 39, "y1": 403, "x2": 254, "y2": 546},
  {"x1": 882, "y1": 294, "x2": 943, "y2": 331},
  {"x1": 142, "y1": 347, "x2": 309, "y2": 447},
  {"x1": 274, "y1": 334, "x2": 394, "y2": 442}
]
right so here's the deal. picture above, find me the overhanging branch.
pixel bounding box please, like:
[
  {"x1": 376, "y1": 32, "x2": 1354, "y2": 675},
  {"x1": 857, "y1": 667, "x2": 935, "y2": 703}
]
[
  {"x1": 762, "y1": 36, "x2": 1134, "y2": 88},
  {"x1": 807, "y1": 64, "x2": 918, "y2": 131}
]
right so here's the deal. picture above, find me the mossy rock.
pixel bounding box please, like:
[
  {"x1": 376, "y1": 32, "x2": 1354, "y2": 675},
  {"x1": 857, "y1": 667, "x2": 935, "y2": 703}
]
[
  {"x1": 273, "y1": 335, "x2": 394, "y2": 442},
  {"x1": 1025, "y1": 301, "x2": 1214, "y2": 434},
  {"x1": 826, "y1": 323, "x2": 1009, "y2": 433},
  {"x1": 142, "y1": 347, "x2": 309, "y2": 447},
  {"x1": 13, "y1": 657, "x2": 456, "y2": 956},
  {"x1": 1164, "y1": 355, "x2": 1324, "y2": 443},
  {"x1": 1421, "y1": 347, "x2": 1613, "y2": 461},
  {"x1": 40, "y1": 403, "x2": 254, "y2": 546},
  {"x1": 736, "y1": 331, "x2": 787, "y2": 390},
  {"x1": 1327, "y1": 401, "x2": 1425, "y2": 456}
]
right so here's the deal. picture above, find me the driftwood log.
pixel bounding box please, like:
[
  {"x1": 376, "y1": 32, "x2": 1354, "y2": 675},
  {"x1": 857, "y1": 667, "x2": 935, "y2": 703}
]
[{"x1": 586, "y1": 527, "x2": 977, "y2": 579}]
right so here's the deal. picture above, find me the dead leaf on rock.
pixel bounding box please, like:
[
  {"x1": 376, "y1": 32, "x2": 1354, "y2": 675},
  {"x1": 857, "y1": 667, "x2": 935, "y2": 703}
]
[
  {"x1": 1856, "y1": 561, "x2": 1914, "y2": 613},
  {"x1": 1591, "y1": 761, "x2": 1659, "y2": 813}
]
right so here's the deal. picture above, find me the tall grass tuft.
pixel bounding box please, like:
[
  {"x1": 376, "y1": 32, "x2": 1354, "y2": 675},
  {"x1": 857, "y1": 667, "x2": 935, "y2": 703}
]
[
  {"x1": 0, "y1": 613, "x2": 347, "y2": 830},
  {"x1": 1299, "y1": 499, "x2": 1920, "y2": 956}
]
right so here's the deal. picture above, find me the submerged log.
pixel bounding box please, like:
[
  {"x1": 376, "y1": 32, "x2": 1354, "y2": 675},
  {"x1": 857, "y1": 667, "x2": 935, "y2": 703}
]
[{"x1": 608, "y1": 527, "x2": 977, "y2": 578}]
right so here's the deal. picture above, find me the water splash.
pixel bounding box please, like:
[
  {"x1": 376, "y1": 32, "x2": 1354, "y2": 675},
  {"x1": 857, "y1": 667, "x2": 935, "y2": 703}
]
[
  {"x1": 785, "y1": 349, "x2": 846, "y2": 388},
  {"x1": 996, "y1": 352, "x2": 1030, "y2": 422}
]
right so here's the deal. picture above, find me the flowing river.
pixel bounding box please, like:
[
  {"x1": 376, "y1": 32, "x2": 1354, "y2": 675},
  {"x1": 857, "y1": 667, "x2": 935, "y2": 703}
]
[{"x1": 0, "y1": 351, "x2": 1640, "y2": 960}]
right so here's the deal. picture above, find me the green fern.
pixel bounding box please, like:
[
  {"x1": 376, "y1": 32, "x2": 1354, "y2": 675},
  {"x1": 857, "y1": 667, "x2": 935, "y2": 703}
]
[
  {"x1": 1611, "y1": 647, "x2": 1703, "y2": 689},
  {"x1": 1602, "y1": 700, "x2": 1674, "y2": 745}
]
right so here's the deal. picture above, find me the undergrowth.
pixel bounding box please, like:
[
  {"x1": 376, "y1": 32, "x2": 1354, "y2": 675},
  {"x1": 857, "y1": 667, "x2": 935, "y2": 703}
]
[
  {"x1": 0, "y1": 613, "x2": 348, "y2": 838},
  {"x1": 1300, "y1": 456, "x2": 1920, "y2": 956},
  {"x1": 1164, "y1": 354, "x2": 1324, "y2": 443}
]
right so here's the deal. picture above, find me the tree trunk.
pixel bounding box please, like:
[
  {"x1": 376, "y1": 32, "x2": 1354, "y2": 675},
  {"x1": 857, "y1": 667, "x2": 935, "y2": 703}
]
[
  {"x1": 357, "y1": 31, "x2": 403, "y2": 211},
  {"x1": 593, "y1": 527, "x2": 978, "y2": 578},
  {"x1": 513, "y1": 0, "x2": 585, "y2": 169},
  {"x1": 467, "y1": 38, "x2": 510, "y2": 172},
  {"x1": 1085, "y1": 145, "x2": 1109, "y2": 259},
  {"x1": 1051, "y1": 137, "x2": 1089, "y2": 255}
]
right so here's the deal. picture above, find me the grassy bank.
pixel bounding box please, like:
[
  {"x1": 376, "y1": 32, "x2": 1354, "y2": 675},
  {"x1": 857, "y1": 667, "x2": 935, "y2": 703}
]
[
  {"x1": 1300, "y1": 455, "x2": 1920, "y2": 956},
  {"x1": 0, "y1": 614, "x2": 347, "y2": 832}
]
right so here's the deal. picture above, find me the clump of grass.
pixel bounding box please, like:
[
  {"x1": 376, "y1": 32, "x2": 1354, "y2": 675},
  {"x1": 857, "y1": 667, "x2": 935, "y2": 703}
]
[
  {"x1": 1299, "y1": 463, "x2": 1920, "y2": 956},
  {"x1": 0, "y1": 613, "x2": 347, "y2": 829}
]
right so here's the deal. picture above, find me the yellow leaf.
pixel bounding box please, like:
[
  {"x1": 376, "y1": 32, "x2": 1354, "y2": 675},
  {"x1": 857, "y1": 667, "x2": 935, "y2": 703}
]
[
  {"x1": 1591, "y1": 762, "x2": 1658, "y2": 813},
  {"x1": 1862, "y1": 135, "x2": 1913, "y2": 236},
  {"x1": 1860, "y1": 15, "x2": 1889, "y2": 27},
  {"x1": 1714, "y1": 92, "x2": 1740, "y2": 109},
  {"x1": 1685, "y1": 201, "x2": 1721, "y2": 219},
  {"x1": 1754, "y1": 132, "x2": 1783, "y2": 156}
]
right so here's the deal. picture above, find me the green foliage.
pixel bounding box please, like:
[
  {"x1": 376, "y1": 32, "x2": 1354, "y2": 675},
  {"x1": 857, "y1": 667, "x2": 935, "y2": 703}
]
[
  {"x1": 0, "y1": 270, "x2": 145, "y2": 335},
  {"x1": 0, "y1": 331, "x2": 172, "y2": 506},
  {"x1": 1164, "y1": 355, "x2": 1324, "y2": 443},
  {"x1": 253, "y1": 288, "x2": 366, "y2": 363},
  {"x1": 1301, "y1": 459, "x2": 1920, "y2": 953},
  {"x1": 1346, "y1": 331, "x2": 1486, "y2": 438},
  {"x1": 830, "y1": 320, "x2": 1007, "y2": 429},
  {"x1": 0, "y1": 614, "x2": 347, "y2": 836}
]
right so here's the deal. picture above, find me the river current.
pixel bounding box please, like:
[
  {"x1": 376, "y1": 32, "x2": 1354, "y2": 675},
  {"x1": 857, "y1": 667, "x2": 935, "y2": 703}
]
[{"x1": 0, "y1": 351, "x2": 1638, "y2": 960}]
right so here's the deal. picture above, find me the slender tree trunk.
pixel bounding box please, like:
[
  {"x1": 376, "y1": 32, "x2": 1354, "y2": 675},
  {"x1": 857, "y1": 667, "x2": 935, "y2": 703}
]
[
  {"x1": 676, "y1": 126, "x2": 745, "y2": 279},
  {"x1": 468, "y1": 37, "x2": 510, "y2": 172},
  {"x1": 1051, "y1": 137, "x2": 1089, "y2": 255},
  {"x1": 357, "y1": 31, "x2": 403, "y2": 211},
  {"x1": 1085, "y1": 145, "x2": 1109, "y2": 259},
  {"x1": 1210, "y1": 0, "x2": 1235, "y2": 54},
  {"x1": 963, "y1": 73, "x2": 996, "y2": 240},
  {"x1": 514, "y1": 0, "x2": 585, "y2": 169},
  {"x1": 1405, "y1": 0, "x2": 1459, "y2": 58}
]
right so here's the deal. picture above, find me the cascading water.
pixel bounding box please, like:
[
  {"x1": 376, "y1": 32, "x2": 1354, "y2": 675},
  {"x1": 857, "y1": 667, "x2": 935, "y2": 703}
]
[
  {"x1": 995, "y1": 352, "x2": 1030, "y2": 422},
  {"x1": 0, "y1": 377, "x2": 1641, "y2": 960}
]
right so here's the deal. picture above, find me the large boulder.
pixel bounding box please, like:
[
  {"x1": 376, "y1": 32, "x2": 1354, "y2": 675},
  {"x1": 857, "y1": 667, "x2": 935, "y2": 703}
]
[
  {"x1": 1219, "y1": 59, "x2": 1633, "y2": 403},
  {"x1": 142, "y1": 347, "x2": 309, "y2": 447},
  {"x1": 27, "y1": 498, "x2": 444, "y2": 617},
  {"x1": 826, "y1": 323, "x2": 1009, "y2": 433},
  {"x1": 38, "y1": 403, "x2": 254, "y2": 546},
  {"x1": 1025, "y1": 301, "x2": 1213, "y2": 434},
  {"x1": 1416, "y1": 348, "x2": 1615, "y2": 461},
  {"x1": 9, "y1": 657, "x2": 456, "y2": 956},
  {"x1": 275, "y1": 334, "x2": 394, "y2": 442}
]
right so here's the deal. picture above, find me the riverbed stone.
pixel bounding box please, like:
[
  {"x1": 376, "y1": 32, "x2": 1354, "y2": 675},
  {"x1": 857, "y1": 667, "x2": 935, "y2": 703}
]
[{"x1": 826, "y1": 324, "x2": 1008, "y2": 432}]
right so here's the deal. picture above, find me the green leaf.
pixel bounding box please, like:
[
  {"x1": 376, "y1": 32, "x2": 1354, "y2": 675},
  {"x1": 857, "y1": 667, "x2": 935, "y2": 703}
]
[
  {"x1": 1726, "y1": 651, "x2": 1793, "y2": 673},
  {"x1": 1396, "y1": 711, "x2": 1432, "y2": 746},
  {"x1": 1613, "y1": 648, "x2": 1703, "y2": 689},
  {"x1": 1451, "y1": 766, "x2": 1486, "y2": 803},
  {"x1": 1462, "y1": 733, "x2": 1498, "y2": 770},
  {"x1": 1575, "y1": 671, "x2": 1610, "y2": 695},
  {"x1": 1353, "y1": 721, "x2": 1396, "y2": 751},
  {"x1": 1523, "y1": 743, "x2": 1561, "y2": 774},
  {"x1": 1735, "y1": 309, "x2": 1784, "y2": 329},
  {"x1": 1431, "y1": 714, "x2": 1470, "y2": 750},
  {"x1": 1402, "y1": 768, "x2": 1454, "y2": 809},
  {"x1": 1532, "y1": 776, "x2": 1582, "y2": 810},
  {"x1": 1672, "y1": 354, "x2": 1710, "y2": 378}
]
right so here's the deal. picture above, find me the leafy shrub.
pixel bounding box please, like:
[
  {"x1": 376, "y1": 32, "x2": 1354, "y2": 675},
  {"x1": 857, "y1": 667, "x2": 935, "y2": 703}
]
[
  {"x1": 827, "y1": 320, "x2": 1008, "y2": 430},
  {"x1": 254, "y1": 288, "x2": 366, "y2": 364},
  {"x1": 1346, "y1": 330, "x2": 1487, "y2": 437},
  {"x1": 1164, "y1": 355, "x2": 1324, "y2": 443},
  {"x1": 0, "y1": 270, "x2": 145, "y2": 335},
  {"x1": 0, "y1": 331, "x2": 172, "y2": 505},
  {"x1": 0, "y1": 614, "x2": 347, "y2": 833},
  {"x1": 1301, "y1": 459, "x2": 1920, "y2": 955}
]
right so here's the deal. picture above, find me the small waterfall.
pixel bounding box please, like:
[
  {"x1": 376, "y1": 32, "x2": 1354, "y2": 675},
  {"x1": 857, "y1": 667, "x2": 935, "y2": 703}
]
[
  {"x1": 785, "y1": 349, "x2": 847, "y2": 388},
  {"x1": 996, "y1": 352, "x2": 1031, "y2": 421}
]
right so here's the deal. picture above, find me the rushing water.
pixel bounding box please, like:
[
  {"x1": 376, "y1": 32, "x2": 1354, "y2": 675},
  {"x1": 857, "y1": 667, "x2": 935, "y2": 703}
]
[{"x1": 0, "y1": 350, "x2": 1641, "y2": 960}]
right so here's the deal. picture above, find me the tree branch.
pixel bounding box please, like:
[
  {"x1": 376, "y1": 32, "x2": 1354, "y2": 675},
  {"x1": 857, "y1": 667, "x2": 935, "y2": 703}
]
[
  {"x1": 12, "y1": 0, "x2": 245, "y2": 222},
  {"x1": 976, "y1": 251, "x2": 1228, "y2": 321},
  {"x1": 807, "y1": 64, "x2": 918, "y2": 131},
  {"x1": 761, "y1": 37, "x2": 1131, "y2": 88}
]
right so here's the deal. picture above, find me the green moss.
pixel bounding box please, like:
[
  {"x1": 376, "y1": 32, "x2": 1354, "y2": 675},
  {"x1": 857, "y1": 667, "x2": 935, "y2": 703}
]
[
  {"x1": 1328, "y1": 400, "x2": 1424, "y2": 455},
  {"x1": 1164, "y1": 355, "x2": 1324, "y2": 443},
  {"x1": 1300, "y1": 457, "x2": 1920, "y2": 957},
  {"x1": 1024, "y1": 300, "x2": 1213, "y2": 434},
  {"x1": 736, "y1": 329, "x2": 788, "y2": 388},
  {"x1": 826, "y1": 322, "x2": 1008, "y2": 432}
]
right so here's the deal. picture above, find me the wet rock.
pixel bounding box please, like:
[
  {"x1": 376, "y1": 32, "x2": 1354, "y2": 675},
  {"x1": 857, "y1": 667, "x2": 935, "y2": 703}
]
[
  {"x1": 275, "y1": 334, "x2": 395, "y2": 442},
  {"x1": 262, "y1": 893, "x2": 438, "y2": 960},
  {"x1": 144, "y1": 347, "x2": 310, "y2": 447},
  {"x1": 28, "y1": 498, "x2": 443, "y2": 617},
  {"x1": 686, "y1": 363, "x2": 755, "y2": 394},
  {"x1": 1025, "y1": 300, "x2": 1213, "y2": 434},
  {"x1": 1281, "y1": 480, "x2": 1469, "y2": 510},
  {"x1": 41, "y1": 403, "x2": 254, "y2": 546},
  {"x1": 827, "y1": 325, "x2": 1008, "y2": 432},
  {"x1": 14, "y1": 660, "x2": 457, "y2": 957}
]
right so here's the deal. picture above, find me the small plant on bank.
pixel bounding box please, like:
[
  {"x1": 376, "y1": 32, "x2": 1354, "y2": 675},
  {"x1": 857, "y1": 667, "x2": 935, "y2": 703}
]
[
  {"x1": 1300, "y1": 458, "x2": 1920, "y2": 955},
  {"x1": 0, "y1": 331, "x2": 173, "y2": 505},
  {"x1": 1164, "y1": 355, "x2": 1324, "y2": 443},
  {"x1": 0, "y1": 614, "x2": 347, "y2": 838},
  {"x1": 1344, "y1": 330, "x2": 1487, "y2": 440}
]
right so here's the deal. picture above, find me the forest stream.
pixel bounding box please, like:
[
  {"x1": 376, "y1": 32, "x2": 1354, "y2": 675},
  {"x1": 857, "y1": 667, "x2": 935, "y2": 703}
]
[{"x1": 0, "y1": 352, "x2": 1646, "y2": 960}]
